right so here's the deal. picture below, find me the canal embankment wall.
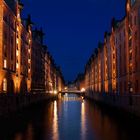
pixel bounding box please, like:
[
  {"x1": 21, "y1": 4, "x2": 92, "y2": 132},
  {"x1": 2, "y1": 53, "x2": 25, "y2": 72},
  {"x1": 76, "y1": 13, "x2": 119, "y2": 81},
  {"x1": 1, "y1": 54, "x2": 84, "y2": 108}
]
[
  {"x1": 85, "y1": 92, "x2": 140, "y2": 117},
  {"x1": 0, "y1": 93, "x2": 57, "y2": 117}
]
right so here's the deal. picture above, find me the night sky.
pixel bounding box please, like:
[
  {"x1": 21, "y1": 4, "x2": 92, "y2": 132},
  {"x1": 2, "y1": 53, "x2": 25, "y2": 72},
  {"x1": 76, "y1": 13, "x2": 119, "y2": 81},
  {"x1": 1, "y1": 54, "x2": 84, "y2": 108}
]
[{"x1": 22, "y1": 0, "x2": 126, "y2": 82}]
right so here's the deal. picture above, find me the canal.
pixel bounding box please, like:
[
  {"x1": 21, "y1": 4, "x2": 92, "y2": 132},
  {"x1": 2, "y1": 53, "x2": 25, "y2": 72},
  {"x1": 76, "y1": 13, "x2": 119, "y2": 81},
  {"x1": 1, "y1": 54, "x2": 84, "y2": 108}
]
[{"x1": 0, "y1": 94, "x2": 140, "y2": 140}]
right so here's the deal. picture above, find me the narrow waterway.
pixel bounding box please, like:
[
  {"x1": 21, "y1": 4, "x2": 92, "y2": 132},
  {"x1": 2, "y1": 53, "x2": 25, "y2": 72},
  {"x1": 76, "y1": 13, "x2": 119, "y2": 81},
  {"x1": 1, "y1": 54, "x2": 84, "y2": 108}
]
[{"x1": 0, "y1": 94, "x2": 140, "y2": 140}]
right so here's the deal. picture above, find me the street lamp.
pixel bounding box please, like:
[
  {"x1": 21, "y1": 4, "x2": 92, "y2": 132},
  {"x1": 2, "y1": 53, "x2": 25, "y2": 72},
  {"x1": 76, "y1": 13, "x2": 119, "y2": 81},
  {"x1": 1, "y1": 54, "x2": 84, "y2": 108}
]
[
  {"x1": 81, "y1": 88, "x2": 85, "y2": 92},
  {"x1": 54, "y1": 90, "x2": 58, "y2": 94}
]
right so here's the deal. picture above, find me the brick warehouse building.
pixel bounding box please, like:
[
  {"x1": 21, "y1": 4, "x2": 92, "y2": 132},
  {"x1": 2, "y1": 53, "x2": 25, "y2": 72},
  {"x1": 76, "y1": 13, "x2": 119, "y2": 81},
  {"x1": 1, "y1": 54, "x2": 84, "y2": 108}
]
[
  {"x1": 84, "y1": 0, "x2": 140, "y2": 95},
  {"x1": 0, "y1": 0, "x2": 65, "y2": 94}
]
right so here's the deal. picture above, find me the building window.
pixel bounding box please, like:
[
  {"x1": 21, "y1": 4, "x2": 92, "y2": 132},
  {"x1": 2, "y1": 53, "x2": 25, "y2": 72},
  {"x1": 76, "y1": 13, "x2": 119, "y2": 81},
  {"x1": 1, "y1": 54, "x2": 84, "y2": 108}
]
[
  {"x1": 16, "y1": 38, "x2": 19, "y2": 45},
  {"x1": 16, "y1": 50, "x2": 19, "y2": 57},
  {"x1": 113, "y1": 53, "x2": 115, "y2": 59},
  {"x1": 3, "y1": 78, "x2": 7, "y2": 92},
  {"x1": 129, "y1": 15, "x2": 132, "y2": 26},
  {"x1": 4, "y1": 59, "x2": 7, "y2": 68},
  {"x1": 16, "y1": 63, "x2": 19, "y2": 69},
  {"x1": 129, "y1": 51, "x2": 132, "y2": 61},
  {"x1": 129, "y1": 37, "x2": 132, "y2": 46}
]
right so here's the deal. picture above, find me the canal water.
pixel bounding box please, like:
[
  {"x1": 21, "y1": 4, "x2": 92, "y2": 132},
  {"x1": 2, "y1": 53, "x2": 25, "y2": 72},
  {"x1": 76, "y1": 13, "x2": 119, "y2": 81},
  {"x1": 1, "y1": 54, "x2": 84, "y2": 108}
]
[{"x1": 0, "y1": 94, "x2": 140, "y2": 140}]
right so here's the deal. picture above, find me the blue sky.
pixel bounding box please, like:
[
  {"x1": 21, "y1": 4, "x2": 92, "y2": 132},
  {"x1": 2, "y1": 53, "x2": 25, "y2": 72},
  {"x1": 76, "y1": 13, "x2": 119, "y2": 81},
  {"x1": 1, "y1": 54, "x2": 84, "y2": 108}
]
[{"x1": 22, "y1": 0, "x2": 126, "y2": 81}]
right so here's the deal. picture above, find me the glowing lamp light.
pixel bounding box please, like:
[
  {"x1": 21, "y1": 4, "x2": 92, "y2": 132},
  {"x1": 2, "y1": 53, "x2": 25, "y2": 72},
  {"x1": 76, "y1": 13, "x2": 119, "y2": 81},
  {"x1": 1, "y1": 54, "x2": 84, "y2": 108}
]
[
  {"x1": 4, "y1": 59, "x2": 7, "y2": 68},
  {"x1": 54, "y1": 90, "x2": 58, "y2": 94},
  {"x1": 29, "y1": 39, "x2": 31, "y2": 44},
  {"x1": 28, "y1": 59, "x2": 31, "y2": 63},
  {"x1": 17, "y1": 13, "x2": 20, "y2": 18},
  {"x1": 127, "y1": 3, "x2": 130, "y2": 12},
  {"x1": 81, "y1": 88, "x2": 85, "y2": 92},
  {"x1": 17, "y1": 27, "x2": 19, "y2": 32},
  {"x1": 28, "y1": 68, "x2": 31, "y2": 73},
  {"x1": 16, "y1": 39, "x2": 19, "y2": 44},
  {"x1": 49, "y1": 91, "x2": 53, "y2": 94},
  {"x1": 16, "y1": 63, "x2": 19, "y2": 69},
  {"x1": 16, "y1": 50, "x2": 19, "y2": 56},
  {"x1": 28, "y1": 49, "x2": 31, "y2": 53}
]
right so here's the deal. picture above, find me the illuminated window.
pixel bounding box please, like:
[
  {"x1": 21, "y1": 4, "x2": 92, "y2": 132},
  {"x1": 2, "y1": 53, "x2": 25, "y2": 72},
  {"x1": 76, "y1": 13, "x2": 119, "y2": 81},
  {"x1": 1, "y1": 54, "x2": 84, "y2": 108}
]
[
  {"x1": 3, "y1": 78, "x2": 7, "y2": 92},
  {"x1": 28, "y1": 59, "x2": 31, "y2": 63},
  {"x1": 129, "y1": 51, "x2": 132, "y2": 61},
  {"x1": 17, "y1": 13, "x2": 20, "y2": 18},
  {"x1": 16, "y1": 50, "x2": 19, "y2": 56},
  {"x1": 28, "y1": 68, "x2": 31, "y2": 73},
  {"x1": 3, "y1": 59, "x2": 7, "y2": 68},
  {"x1": 16, "y1": 63, "x2": 19, "y2": 69},
  {"x1": 113, "y1": 70, "x2": 116, "y2": 74},
  {"x1": 29, "y1": 39, "x2": 31, "y2": 44},
  {"x1": 16, "y1": 39, "x2": 19, "y2": 45},
  {"x1": 28, "y1": 49, "x2": 31, "y2": 53},
  {"x1": 17, "y1": 27, "x2": 19, "y2": 32}
]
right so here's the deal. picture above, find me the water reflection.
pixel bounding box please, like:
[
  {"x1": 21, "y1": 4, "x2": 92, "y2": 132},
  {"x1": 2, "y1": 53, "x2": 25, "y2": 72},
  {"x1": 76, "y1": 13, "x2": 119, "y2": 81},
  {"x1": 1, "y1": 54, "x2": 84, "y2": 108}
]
[
  {"x1": 24, "y1": 124, "x2": 34, "y2": 140},
  {"x1": 62, "y1": 94, "x2": 83, "y2": 101},
  {"x1": 14, "y1": 133, "x2": 22, "y2": 140},
  {"x1": 0, "y1": 94, "x2": 140, "y2": 140},
  {"x1": 52, "y1": 101, "x2": 59, "y2": 140},
  {"x1": 81, "y1": 101, "x2": 86, "y2": 140}
]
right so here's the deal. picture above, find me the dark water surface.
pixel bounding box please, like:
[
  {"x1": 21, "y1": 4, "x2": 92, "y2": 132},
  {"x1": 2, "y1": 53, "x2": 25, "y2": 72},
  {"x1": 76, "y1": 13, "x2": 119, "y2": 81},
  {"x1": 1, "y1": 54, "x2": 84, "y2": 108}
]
[{"x1": 0, "y1": 94, "x2": 140, "y2": 140}]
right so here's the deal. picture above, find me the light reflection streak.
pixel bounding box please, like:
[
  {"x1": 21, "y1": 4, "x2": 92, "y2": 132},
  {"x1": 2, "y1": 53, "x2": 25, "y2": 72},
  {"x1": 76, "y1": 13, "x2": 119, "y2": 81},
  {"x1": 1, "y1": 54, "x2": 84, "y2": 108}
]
[
  {"x1": 14, "y1": 133, "x2": 22, "y2": 140},
  {"x1": 81, "y1": 101, "x2": 86, "y2": 140},
  {"x1": 25, "y1": 124, "x2": 33, "y2": 140},
  {"x1": 52, "y1": 101, "x2": 59, "y2": 140}
]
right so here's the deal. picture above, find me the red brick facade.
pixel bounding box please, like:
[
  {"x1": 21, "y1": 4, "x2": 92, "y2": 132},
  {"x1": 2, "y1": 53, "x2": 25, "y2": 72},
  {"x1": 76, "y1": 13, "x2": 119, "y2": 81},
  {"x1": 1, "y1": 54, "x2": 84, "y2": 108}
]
[
  {"x1": 84, "y1": 0, "x2": 140, "y2": 95},
  {"x1": 0, "y1": 0, "x2": 65, "y2": 94}
]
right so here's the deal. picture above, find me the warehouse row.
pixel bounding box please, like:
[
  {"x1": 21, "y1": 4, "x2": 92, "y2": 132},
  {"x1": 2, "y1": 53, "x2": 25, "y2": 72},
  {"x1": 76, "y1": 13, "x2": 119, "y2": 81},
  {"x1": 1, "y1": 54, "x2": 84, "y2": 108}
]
[{"x1": 0, "y1": 0, "x2": 65, "y2": 94}]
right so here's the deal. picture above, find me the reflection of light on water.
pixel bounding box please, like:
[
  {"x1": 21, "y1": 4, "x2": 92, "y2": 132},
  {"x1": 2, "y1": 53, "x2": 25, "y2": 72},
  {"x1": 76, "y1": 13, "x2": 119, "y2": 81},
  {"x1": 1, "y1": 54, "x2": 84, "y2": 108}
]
[
  {"x1": 62, "y1": 94, "x2": 83, "y2": 101},
  {"x1": 14, "y1": 124, "x2": 34, "y2": 140},
  {"x1": 52, "y1": 101, "x2": 59, "y2": 140},
  {"x1": 25, "y1": 124, "x2": 33, "y2": 140},
  {"x1": 81, "y1": 101, "x2": 86, "y2": 140},
  {"x1": 14, "y1": 133, "x2": 22, "y2": 140}
]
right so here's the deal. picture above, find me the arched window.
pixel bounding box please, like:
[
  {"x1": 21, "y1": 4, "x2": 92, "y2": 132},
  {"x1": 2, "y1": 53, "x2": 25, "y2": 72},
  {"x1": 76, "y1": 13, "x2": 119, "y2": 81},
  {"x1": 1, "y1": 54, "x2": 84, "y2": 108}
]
[
  {"x1": 3, "y1": 59, "x2": 7, "y2": 68},
  {"x1": 3, "y1": 78, "x2": 7, "y2": 92}
]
